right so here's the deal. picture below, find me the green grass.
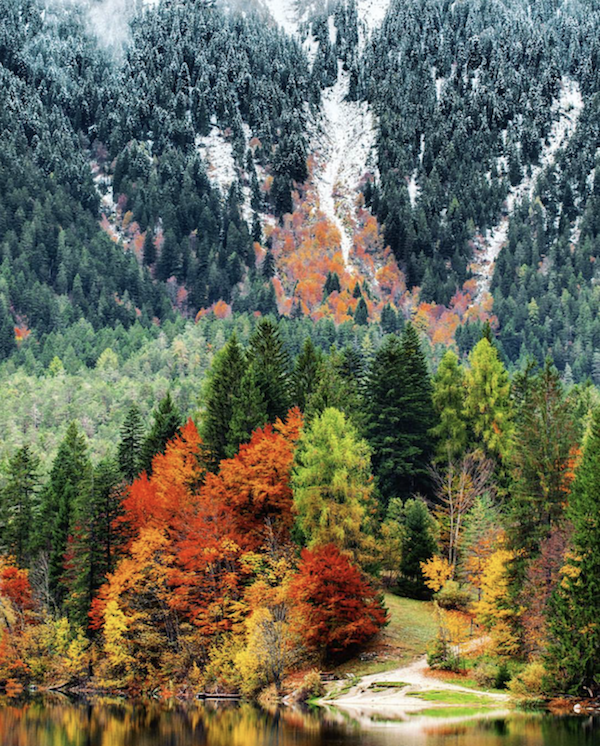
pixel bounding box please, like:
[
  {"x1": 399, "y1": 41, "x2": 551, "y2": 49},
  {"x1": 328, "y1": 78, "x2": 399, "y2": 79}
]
[
  {"x1": 407, "y1": 690, "x2": 492, "y2": 706},
  {"x1": 333, "y1": 594, "x2": 437, "y2": 678},
  {"x1": 434, "y1": 675, "x2": 507, "y2": 695},
  {"x1": 409, "y1": 706, "x2": 497, "y2": 719},
  {"x1": 369, "y1": 681, "x2": 410, "y2": 689}
]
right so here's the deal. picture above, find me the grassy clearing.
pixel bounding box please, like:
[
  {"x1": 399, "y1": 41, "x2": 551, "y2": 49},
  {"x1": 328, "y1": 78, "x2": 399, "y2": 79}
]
[
  {"x1": 369, "y1": 681, "x2": 410, "y2": 689},
  {"x1": 407, "y1": 689, "x2": 492, "y2": 706},
  {"x1": 333, "y1": 594, "x2": 437, "y2": 678},
  {"x1": 410, "y1": 706, "x2": 497, "y2": 719}
]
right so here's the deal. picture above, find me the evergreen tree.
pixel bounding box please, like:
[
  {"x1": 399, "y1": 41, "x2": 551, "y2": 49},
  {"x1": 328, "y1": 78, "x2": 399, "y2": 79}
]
[
  {"x1": 200, "y1": 334, "x2": 246, "y2": 466},
  {"x1": 292, "y1": 338, "x2": 322, "y2": 412},
  {"x1": 0, "y1": 445, "x2": 41, "y2": 564},
  {"x1": 118, "y1": 405, "x2": 144, "y2": 482},
  {"x1": 365, "y1": 325, "x2": 436, "y2": 505},
  {"x1": 399, "y1": 498, "x2": 437, "y2": 597},
  {"x1": 226, "y1": 363, "x2": 268, "y2": 457},
  {"x1": 247, "y1": 319, "x2": 291, "y2": 422},
  {"x1": 509, "y1": 361, "x2": 576, "y2": 556},
  {"x1": 38, "y1": 422, "x2": 92, "y2": 607},
  {"x1": 140, "y1": 393, "x2": 182, "y2": 475},
  {"x1": 430, "y1": 350, "x2": 467, "y2": 463},
  {"x1": 354, "y1": 297, "x2": 368, "y2": 326},
  {"x1": 547, "y1": 408, "x2": 600, "y2": 694},
  {"x1": 142, "y1": 228, "x2": 156, "y2": 266}
]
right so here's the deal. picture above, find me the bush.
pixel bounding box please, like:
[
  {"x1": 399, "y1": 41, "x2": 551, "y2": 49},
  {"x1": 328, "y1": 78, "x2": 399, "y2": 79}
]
[
  {"x1": 296, "y1": 670, "x2": 325, "y2": 702},
  {"x1": 436, "y1": 581, "x2": 472, "y2": 611},
  {"x1": 472, "y1": 658, "x2": 513, "y2": 690},
  {"x1": 427, "y1": 638, "x2": 462, "y2": 672},
  {"x1": 508, "y1": 661, "x2": 547, "y2": 699}
]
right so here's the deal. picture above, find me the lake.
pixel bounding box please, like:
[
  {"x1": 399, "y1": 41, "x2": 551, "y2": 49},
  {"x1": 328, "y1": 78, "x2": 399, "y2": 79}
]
[{"x1": 0, "y1": 698, "x2": 597, "y2": 746}]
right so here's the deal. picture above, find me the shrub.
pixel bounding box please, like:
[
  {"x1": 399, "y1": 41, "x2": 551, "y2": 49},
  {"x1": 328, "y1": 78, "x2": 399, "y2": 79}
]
[
  {"x1": 436, "y1": 581, "x2": 472, "y2": 611},
  {"x1": 508, "y1": 661, "x2": 547, "y2": 699},
  {"x1": 296, "y1": 670, "x2": 325, "y2": 702}
]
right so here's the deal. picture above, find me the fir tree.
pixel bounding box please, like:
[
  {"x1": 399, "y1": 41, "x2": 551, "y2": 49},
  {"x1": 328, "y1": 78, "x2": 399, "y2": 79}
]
[
  {"x1": 0, "y1": 445, "x2": 41, "y2": 564},
  {"x1": 365, "y1": 325, "x2": 436, "y2": 505},
  {"x1": 200, "y1": 333, "x2": 246, "y2": 466},
  {"x1": 248, "y1": 319, "x2": 291, "y2": 422},
  {"x1": 292, "y1": 338, "x2": 322, "y2": 412},
  {"x1": 38, "y1": 422, "x2": 92, "y2": 607},
  {"x1": 399, "y1": 498, "x2": 437, "y2": 597},
  {"x1": 226, "y1": 363, "x2": 268, "y2": 457},
  {"x1": 354, "y1": 297, "x2": 368, "y2": 326},
  {"x1": 140, "y1": 393, "x2": 182, "y2": 475},
  {"x1": 118, "y1": 405, "x2": 144, "y2": 482}
]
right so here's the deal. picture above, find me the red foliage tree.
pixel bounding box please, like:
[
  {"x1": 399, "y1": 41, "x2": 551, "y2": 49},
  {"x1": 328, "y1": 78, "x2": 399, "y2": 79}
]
[{"x1": 288, "y1": 544, "x2": 388, "y2": 660}]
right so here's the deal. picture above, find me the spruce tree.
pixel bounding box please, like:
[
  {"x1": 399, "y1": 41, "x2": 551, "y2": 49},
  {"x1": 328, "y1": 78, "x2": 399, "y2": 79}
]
[
  {"x1": 430, "y1": 349, "x2": 467, "y2": 463},
  {"x1": 140, "y1": 393, "x2": 182, "y2": 475},
  {"x1": 226, "y1": 363, "x2": 268, "y2": 457},
  {"x1": 292, "y1": 338, "x2": 322, "y2": 412},
  {"x1": 38, "y1": 422, "x2": 92, "y2": 607},
  {"x1": 547, "y1": 408, "x2": 600, "y2": 693},
  {"x1": 365, "y1": 325, "x2": 436, "y2": 505},
  {"x1": 399, "y1": 498, "x2": 438, "y2": 597},
  {"x1": 354, "y1": 297, "x2": 368, "y2": 325},
  {"x1": 0, "y1": 445, "x2": 41, "y2": 564},
  {"x1": 248, "y1": 318, "x2": 291, "y2": 422},
  {"x1": 118, "y1": 404, "x2": 144, "y2": 482},
  {"x1": 200, "y1": 334, "x2": 246, "y2": 467}
]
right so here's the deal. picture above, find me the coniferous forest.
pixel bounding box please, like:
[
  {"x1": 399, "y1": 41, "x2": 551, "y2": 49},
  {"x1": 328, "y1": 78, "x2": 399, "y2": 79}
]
[{"x1": 2, "y1": 0, "x2": 600, "y2": 716}]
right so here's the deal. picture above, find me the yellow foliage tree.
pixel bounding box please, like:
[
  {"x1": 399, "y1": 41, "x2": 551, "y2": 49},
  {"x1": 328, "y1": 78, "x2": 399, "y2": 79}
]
[
  {"x1": 473, "y1": 548, "x2": 521, "y2": 656},
  {"x1": 421, "y1": 555, "x2": 454, "y2": 592}
]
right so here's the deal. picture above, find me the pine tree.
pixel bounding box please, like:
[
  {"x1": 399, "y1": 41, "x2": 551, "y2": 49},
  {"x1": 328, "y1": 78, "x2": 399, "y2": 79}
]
[
  {"x1": 118, "y1": 405, "x2": 144, "y2": 482},
  {"x1": 547, "y1": 408, "x2": 600, "y2": 694},
  {"x1": 200, "y1": 334, "x2": 246, "y2": 466},
  {"x1": 142, "y1": 229, "x2": 156, "y2": 266},
  {"x1": 0, "y1": 445, "x2": 41, "y2": 564},
  {"x1": 140, "y1": 393, "x2": 182, "y2": 475},
  {"x1": 248, "y1": 319, "x2": 291, "y2": 422},
  {"x1": 430, "y1": 350, "x2": 467, "y2": 463},
  {"x1": 365, "y1": 325, "x2": 436, "y2": 505}
]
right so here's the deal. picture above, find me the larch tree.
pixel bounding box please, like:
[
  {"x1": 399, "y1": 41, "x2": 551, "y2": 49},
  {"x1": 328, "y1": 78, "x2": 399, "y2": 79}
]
[
  {"x1": 430, "y1": 349, "x2": 467, "y2": 463},
  {"x1": 292, "y1": 407, "x2": 377, "y2": 570}
]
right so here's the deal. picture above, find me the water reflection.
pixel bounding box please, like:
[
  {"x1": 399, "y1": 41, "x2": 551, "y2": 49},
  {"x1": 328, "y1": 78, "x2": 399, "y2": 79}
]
[{"x1": 0, "y1": 696, "x2": 598, "y2": 746}]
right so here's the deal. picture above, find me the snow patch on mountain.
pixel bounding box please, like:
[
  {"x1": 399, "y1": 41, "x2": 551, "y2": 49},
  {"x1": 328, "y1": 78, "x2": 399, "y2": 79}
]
[
  {"x1": 196, "y1": 127, "x2": 237, "y2": 197},
  {"x1": 357, "y1": 0, "x2": 391, "y2": 33},
  {"x1": 310, "y1": 62, "x2": 378, "y2": 268},
  {"x1": 257, "y1": 0, "x2": 299, "y2": 35},
  {"x1": 471, "y1": 78, "x2": 584, "y2": 300}
]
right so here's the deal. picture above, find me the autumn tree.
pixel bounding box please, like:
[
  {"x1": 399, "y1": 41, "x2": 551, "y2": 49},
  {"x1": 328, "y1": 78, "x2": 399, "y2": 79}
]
[
  {"x1": 288, "y1": 544, "x2": 387, "y2": 661},
  {"x1": 292, "y1": 407, "x2": 377, "y2": 570},
  {"x1": 431, "y1": 451, "x2": 495, "y2": 568}
]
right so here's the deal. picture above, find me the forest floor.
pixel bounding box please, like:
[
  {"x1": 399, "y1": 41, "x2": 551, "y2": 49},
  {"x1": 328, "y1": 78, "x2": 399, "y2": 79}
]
[{"x1": 316, "y1": 594, "x2": 511, "y2": 724}]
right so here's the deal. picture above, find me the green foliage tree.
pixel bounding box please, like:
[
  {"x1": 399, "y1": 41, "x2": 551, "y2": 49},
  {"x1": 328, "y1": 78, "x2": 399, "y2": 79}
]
[
  {"x1": 430, "y1": 350, "x2": 467, "y2": 463},
  {"x1": 247, "y1": 319, "x2": 291, "y2": 422},
  {"x1": 118, "y1": 405, "x2": 144, "y2": 483},
  {"x1": 200, "y1": 334, "x2": 246, "y2": 466},
  {"x1": 547, "y1": 408, "x2": 600, "y2": 694},
  {"x1": 226, "y1": 363, "x2": 268, "y2": 457},
  {"x1": 365, "y1": 325, "x2": 436, "y2": 505},
  {"x1": 0, "y1": 445, "x2": 41, "y2": 564},
  {"x1": 399, "y1": 498, "x2": 438, "y2": 597},
  {"x1": 464, "y1": 338, "x2": 513, "y2": 463},
  {"x1": 140, "y1": 393, "x2": 182, "y2": 475},
  {"x1": 292, "y1": 408, "x2": 377, "y2": 570}
]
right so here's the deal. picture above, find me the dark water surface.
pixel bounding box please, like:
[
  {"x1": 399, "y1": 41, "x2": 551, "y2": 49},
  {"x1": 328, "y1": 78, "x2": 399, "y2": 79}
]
[{"x1": 0, "y1": 699, "x2": 598, "y2": 746}]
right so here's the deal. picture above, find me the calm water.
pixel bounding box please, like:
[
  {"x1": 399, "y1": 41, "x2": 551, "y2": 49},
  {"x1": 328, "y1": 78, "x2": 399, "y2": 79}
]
[{"x1": 0, "y1": 698, "x2": 597, "y2": 746}]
